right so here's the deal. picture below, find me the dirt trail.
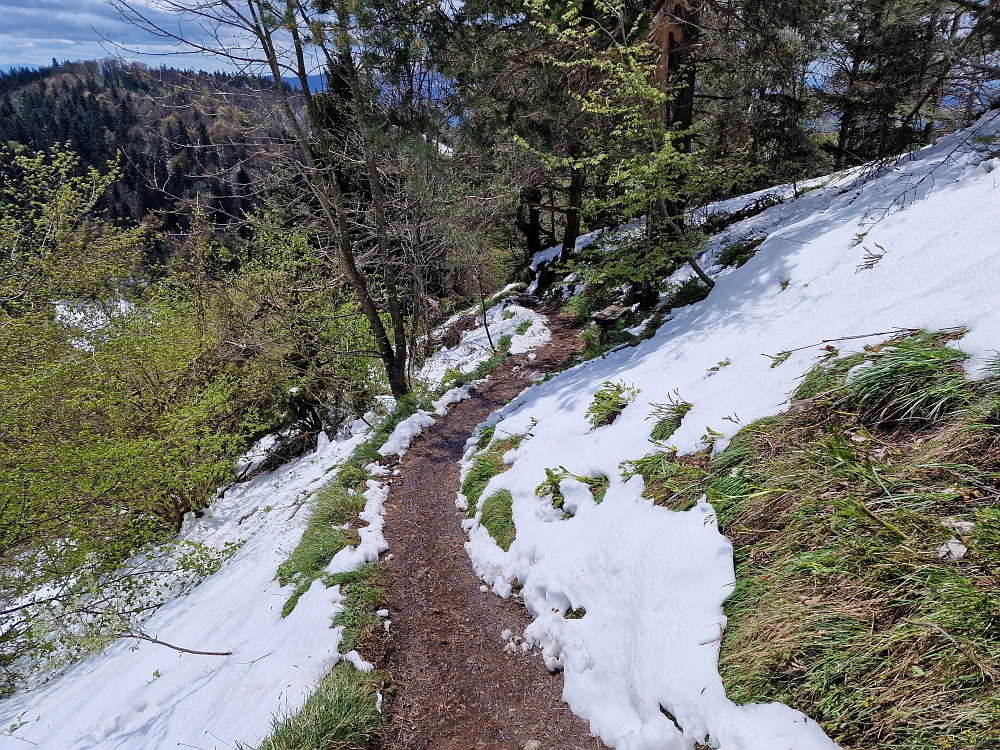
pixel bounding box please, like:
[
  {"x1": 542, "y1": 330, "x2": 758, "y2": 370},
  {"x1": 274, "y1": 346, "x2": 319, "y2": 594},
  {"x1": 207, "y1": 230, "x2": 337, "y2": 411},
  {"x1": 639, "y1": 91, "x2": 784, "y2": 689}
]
[{"x1": 373, "y1": 299, "x2": 605, "y2": 750}]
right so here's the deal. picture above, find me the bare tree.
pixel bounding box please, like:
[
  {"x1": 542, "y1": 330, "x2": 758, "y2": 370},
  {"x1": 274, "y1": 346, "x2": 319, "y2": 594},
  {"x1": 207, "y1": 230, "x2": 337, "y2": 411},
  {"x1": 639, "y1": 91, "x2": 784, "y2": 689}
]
[{"x1": 110, "y1": 0, "x2": 414, "y2": 396}]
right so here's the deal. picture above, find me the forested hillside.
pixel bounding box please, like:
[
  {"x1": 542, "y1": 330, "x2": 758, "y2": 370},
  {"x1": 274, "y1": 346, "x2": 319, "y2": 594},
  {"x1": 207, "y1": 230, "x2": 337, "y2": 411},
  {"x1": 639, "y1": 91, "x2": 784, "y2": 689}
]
[{"x1": 2, "y1": 1, "x2": 1000, "y2": 748}]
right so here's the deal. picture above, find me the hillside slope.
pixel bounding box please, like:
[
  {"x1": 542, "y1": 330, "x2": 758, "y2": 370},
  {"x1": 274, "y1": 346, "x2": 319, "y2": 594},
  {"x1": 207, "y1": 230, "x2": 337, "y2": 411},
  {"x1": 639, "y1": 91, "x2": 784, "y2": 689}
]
[{"x1": 461, "y1": 111, "x2": 1000, "y2": 750}]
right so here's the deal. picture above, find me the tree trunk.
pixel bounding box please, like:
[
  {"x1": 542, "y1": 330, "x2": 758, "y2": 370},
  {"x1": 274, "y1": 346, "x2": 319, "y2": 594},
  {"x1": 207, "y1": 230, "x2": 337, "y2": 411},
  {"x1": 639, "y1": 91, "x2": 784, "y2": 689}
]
[{"x1": 559, "y1": 167, "x2": 585, "y2": 263}]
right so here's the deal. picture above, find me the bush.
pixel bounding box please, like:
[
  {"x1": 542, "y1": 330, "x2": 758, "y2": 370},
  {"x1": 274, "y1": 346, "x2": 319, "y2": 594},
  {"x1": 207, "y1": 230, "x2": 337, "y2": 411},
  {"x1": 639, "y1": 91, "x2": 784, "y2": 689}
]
[
  {"x1": 716, "y1": 234, "x2": 766, "y2": 268},
  {"x1": 664, "y1": 277, "x2": 711, "y2": 308}
]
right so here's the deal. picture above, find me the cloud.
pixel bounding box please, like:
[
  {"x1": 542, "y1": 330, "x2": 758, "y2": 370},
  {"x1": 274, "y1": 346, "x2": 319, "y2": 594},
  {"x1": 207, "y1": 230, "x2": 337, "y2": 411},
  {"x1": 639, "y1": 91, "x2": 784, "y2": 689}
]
[{"x1": 0, "y1": 0, "x2": 243, "y2": 70}]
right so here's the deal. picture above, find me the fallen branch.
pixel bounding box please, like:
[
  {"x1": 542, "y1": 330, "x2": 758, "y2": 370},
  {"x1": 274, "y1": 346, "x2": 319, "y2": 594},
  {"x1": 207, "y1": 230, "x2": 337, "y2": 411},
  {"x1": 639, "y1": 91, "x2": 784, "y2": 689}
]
[{"x1": 112, "y1": 631, "x2": 232, "y2": 656}]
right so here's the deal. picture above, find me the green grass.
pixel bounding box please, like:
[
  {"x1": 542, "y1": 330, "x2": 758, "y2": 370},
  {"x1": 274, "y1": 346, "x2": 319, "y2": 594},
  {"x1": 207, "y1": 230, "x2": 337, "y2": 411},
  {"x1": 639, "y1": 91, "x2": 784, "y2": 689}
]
[
  {"x1": 834, "y1": 331, "x2": 971, "y2": 425},
  {"x1": 276, "y1": 484, "x2": 365, "y2": 617},
  {"x1": 257, "y1": 662, "x2": 383, "y2": 750},
  {"x1": 535, "y1": 466, "x2": 610, "y2": 509},
  {"x1": 648, "y1": 391, "x2": 692, "y2": 443},
  {"x1": 515, "y1": 319, "x2": 532, "y2": 335},
  {"x1": 325, "y1": 564, "x2": 385, "y2": 652},
  {"x1": 481, "y1": 490, "x2": 516, "y2": 551},
  {"x1": 462, "y1": 435, "x2": 522, "y2": 517},
  {"x1": 682, "y1": 333, "x2": 1000, "y2": 749},
  {"x1": 586, "y1": 380, "x2": 640, "y2": 428},
  {"x1": 463, "y1": 451, "x2": 506, "y2": 517}
]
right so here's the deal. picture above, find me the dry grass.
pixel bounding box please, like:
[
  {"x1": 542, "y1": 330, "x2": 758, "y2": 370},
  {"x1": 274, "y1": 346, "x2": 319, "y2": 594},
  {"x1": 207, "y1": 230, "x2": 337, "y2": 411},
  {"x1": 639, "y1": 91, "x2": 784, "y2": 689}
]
[{"x1": 704, "y1": 333, "x2": 1000, "y2": 749}]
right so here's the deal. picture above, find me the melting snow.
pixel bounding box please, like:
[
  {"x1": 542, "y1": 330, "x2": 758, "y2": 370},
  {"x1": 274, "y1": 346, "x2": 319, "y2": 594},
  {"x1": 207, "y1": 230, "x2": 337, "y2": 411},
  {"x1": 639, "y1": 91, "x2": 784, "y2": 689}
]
[{"x1": 464, "y1": 112, "x2": 1000, "y2": 749}]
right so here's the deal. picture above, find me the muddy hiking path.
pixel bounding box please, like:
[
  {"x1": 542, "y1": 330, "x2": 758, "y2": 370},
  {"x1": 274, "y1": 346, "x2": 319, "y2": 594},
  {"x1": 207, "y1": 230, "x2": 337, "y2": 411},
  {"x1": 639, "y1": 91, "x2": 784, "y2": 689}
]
[{"x1": 370, "y1": 298, "x2": 607, "y2": 750}]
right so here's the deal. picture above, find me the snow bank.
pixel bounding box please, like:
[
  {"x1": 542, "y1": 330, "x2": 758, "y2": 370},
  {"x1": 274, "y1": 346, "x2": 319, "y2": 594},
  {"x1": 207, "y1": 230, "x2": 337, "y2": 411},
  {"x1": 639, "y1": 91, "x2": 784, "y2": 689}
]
[
  {"x1": 378, "y1": 411, "x2": 437, "y2": 457},
  {"x1": 464, "y1": 112, "x2": 1000, "y2": 749},
  {"x1": 0, "y1": 431, "x2": 370, "y2": 750}
]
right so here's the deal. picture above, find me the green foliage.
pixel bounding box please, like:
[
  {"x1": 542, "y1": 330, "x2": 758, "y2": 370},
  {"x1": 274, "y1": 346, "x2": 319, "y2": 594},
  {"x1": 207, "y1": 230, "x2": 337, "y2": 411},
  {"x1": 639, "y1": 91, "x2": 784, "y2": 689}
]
[
  {"x1": 664, "y1": 277, "x2": 711, "y2": 308},
  {"x1": 834, "y1": 333, "x2": 971, "y2": 425},
  {"x1": 327, "y1": 565, "x2": 385, "y2": 653},
  {"x1": 566, "y1": 294, "x2": 593, "y2": 323},
  {"x1": 257, "y1": 662, "x2": 382, "y2": 750},
  {"x1": 462, "y1": 451, "x2": 507, "y2": 517},
  {"x1": 620, "y1": 452, "x2": 708, "y2": 511},
  {"x1": 277, "y1": 485, "x2": 365, "y2": 618},
  {"x1": 481, "y1": 490, "x2": 516, "y2": 551},
  {"x1": 277, "y1": 396, "x2": 419, "y2": 616},
  {"x1": 716, "y1": 234, "x2": 767, "y2": 269},
  {"x1": 586, "y1": 381, "x2": 640, "y2": 428},
  {"x1": 476, "y1": 425, "x2": 497, "y2": 450},
  {"x1": 648, "y1": 392, "x2": 693, "y2": 443},
  {"x1": 515, "y1": 319, "x2": 532, "y2": 336},
  {"x1": 535, "y1": 466, "x2": 609, "y2": 509}
]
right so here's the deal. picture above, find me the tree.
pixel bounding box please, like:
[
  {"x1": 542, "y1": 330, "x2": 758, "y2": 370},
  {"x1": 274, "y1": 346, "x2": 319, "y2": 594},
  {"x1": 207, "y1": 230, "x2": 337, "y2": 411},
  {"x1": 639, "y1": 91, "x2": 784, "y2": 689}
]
[{"x1": 112, "y1": 0, "x2": 426, "y2": 396}]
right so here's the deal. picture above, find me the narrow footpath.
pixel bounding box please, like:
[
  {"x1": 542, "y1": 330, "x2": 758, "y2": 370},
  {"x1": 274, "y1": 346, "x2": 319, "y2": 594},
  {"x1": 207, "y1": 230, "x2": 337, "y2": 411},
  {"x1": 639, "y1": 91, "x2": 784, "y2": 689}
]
[{"x1": 373, "y1": 299, "x2": 605, "y2": 750}]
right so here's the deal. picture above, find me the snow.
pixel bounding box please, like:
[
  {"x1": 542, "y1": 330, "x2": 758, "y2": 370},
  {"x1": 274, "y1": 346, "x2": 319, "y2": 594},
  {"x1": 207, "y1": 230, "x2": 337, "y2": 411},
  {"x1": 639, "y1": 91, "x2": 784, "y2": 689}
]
[
  {"x1": 461, "y1": 112, "x2": 1000, "y2": 749},
  {"x1": 0, "y1": 282, "x2": 559, "y2": 749},
  {"x1": 420, "y1": 300, "x2": 551, "y2": 386},
  {"x1": 0, "y1": 430, "x2": 370, "y2": 750},
  {"x1": 377, "y1": 411, "x2": 437, "y2": 457}
]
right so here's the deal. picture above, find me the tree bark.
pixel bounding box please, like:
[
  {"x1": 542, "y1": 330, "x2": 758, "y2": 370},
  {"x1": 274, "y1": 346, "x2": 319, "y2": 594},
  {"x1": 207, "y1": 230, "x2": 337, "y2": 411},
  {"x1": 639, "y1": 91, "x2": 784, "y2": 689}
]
[{"x1": 559, "y1": 167, "x2": 585, "y2": 263}]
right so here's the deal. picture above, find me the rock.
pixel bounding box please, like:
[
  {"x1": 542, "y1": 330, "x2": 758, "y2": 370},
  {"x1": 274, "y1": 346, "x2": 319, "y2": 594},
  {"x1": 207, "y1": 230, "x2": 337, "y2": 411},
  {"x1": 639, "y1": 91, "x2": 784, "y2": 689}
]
[
  {"x1": 591, "y1": 304, "x2": 630, "y2": 324},
  {"x1": 523, "y1": 741, "x2": 542, "y2": 750},
  {"x1": 377, "y1": 609, "x2": 389, "y2": 617}
]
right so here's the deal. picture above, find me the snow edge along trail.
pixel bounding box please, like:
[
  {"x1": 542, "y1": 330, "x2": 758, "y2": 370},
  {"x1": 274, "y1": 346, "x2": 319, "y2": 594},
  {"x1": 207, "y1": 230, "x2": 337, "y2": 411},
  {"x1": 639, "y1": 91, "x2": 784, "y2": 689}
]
[
  {"x1": 460, "y1": 112, "x2": 1000, "y2": 750},
  {"x1": 0, "y1": 298, "x2": 553, "y2": 750}
]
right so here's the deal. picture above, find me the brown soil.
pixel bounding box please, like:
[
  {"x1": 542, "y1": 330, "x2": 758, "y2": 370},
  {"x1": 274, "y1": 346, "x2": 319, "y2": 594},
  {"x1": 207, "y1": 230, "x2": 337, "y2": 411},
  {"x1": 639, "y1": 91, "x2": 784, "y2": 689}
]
[{"x1": 372, "y1": 300, "x2": 605, "y2": 750}]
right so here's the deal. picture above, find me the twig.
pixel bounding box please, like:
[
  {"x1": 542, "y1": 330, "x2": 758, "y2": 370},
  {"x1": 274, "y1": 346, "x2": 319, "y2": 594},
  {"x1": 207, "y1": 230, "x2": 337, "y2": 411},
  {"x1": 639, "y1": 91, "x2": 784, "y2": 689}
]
[
  {"x1": 112, "y1": 631, "x2": 232, "y2": 656},
  {"x1": 776, "y1": 327, "x2": 927, "y2": 357}
]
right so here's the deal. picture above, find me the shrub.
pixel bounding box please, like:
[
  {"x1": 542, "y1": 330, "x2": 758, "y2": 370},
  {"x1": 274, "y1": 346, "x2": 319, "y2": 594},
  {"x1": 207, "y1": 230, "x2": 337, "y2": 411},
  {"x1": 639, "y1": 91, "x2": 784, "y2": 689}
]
[
  {"x1": 566, "y1": 295, "x2": 593, "y2": 323},
  {"x1": 586, "y1": 381, "x2": 640, "y2": 428},
  {"x1": 664, "y1": 277, "x2": 710, "y2": 308},
  {"x1": 716, "y1": 234, "x2": 766, "y2": 268}
]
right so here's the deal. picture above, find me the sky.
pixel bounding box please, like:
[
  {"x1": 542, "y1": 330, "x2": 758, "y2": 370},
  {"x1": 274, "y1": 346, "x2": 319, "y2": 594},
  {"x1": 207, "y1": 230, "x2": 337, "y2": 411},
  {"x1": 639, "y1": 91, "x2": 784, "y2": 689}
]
[{"x1": 0, "y1": 0, "x2": 236, "y2": 71}]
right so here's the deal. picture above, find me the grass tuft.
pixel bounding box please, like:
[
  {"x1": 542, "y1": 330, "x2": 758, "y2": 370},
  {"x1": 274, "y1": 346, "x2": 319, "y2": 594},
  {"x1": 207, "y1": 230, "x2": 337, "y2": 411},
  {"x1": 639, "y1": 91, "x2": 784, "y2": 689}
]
[
  {"x1": 699, "y1": 332, "x2": 1000, "y2": 749},
  {"x1": 462, "y1": 451, "x2": 506, "y2": 517},
  {"x1": 327, "y1": 564, "x2": 385, "y2": 653},
  {"x1": 480, "y1": 490, "x2": 516, "y2": 551},
  {"x1": 834, "y1": 332, "x2": 971, "y2": 425},
  {"x1": 257, "y1": 662, "x2": 382, "y2": 750},
  {"x1": 648, "y1": 391, "x2": 692, "y2": 442},
  {"x1": 586, "y1": 380, "x2": 640, "y2": 428}
]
